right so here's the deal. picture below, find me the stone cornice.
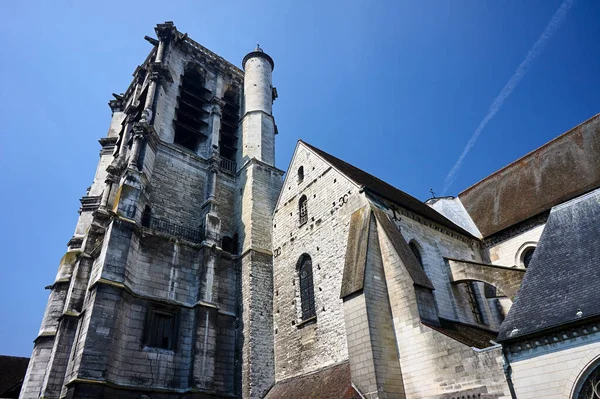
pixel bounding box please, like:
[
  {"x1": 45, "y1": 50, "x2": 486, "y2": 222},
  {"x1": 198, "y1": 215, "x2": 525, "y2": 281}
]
[
  {"x1": 483, "y1": 211, "x2": 549, "y2": 248},
  {"x1": 237, "y1": 156, "x2": 285, "y2": 176},
  {"x1": 89, "y1": 277, "x2": 236, "y2": 317},
  {"x1": 174, "y1": 31, "x2": 244, "y2": 80},
  {"x1": 242, "y1": 50, "x2": 275, "y2": 71},
  {"x1": 503, "y1": 317, "x2": 600, "y2": 354}
]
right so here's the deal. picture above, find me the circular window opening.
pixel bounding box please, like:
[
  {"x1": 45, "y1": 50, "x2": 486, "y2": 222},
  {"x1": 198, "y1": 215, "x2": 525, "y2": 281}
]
[{"x1": 522, "y1": 247, "x2": 535, "y2": 268}]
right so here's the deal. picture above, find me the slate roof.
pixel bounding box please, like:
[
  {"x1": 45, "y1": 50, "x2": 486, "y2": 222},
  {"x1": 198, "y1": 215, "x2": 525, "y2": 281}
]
[
  {"x1": 0, "y1": 355, "x2": 29, "y2": 398},
  {"x1": 264, "y1": 361, "x2": 362, "y2": 399},
  {"x1": 459, "y1": 113, "x2": 600, "y2": 238},
  {"x1": 497, "y1": 188, "x2": 600, "y2": 342},
  {"x1": 301, "y1": 141, "x2": 478, "y2": 239},
  {"x1": 423, "y1": 318, "x2": 498, "y2": 349}
]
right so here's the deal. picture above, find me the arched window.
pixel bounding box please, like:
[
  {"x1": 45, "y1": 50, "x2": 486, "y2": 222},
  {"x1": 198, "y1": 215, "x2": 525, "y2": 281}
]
[
  {"x1": 298, "y1": 195, "x2": 308, "y2": 226},
  {"x1": 298, "y1": 255, "x2": 316, "y2": 320},
  {"x1": 173, "y1": 64, "x2": 209, "y2": 152},
  {"x1": 297, "y1": 166, "x2": 304, "y2": 184},
  {"x1": 522, "y1": 247, "x2": 535, "y2": 268},
  {"x1": 409, "y1": 241, "x2": 423, "y2": 268}
]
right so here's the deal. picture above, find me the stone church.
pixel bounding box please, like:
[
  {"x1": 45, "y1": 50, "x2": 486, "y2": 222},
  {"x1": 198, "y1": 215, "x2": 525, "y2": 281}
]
[{"x1": 20, "y1": 22, "x2": 600, "y2": 399}]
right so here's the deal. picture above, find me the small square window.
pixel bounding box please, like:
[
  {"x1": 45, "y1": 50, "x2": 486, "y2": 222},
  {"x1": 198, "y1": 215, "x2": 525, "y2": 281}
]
[{"x1": 145, "y1": 307, "x2": 178, "y2": 350}]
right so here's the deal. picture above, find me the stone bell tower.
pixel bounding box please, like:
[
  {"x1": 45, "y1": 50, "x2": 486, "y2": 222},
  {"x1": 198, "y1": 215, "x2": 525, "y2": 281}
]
[
  {"x1": 236, "y1": 45, "x2": 283, "y2": 398},
  {"x1": 21, "y1": 22, "x2": 282, "y2": 399}
]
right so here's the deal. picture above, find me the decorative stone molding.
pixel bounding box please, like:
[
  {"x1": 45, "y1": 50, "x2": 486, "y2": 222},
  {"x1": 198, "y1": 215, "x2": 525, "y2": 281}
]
[
  {"x1": 505, "y1": 319, "x2": 600, "y2": 354},
  {"x1": 483, "y1": 212, "x2": 548, "y2": 248}
]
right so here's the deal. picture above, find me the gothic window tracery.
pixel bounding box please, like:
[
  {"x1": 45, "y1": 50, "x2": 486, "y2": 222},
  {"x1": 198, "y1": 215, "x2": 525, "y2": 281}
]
[
  {"x1": 298, "y1": 255, "x2": 316, "y2": 320},
  {"x1": 574, "y1": 360, "x2": 600, "y2": 398}
]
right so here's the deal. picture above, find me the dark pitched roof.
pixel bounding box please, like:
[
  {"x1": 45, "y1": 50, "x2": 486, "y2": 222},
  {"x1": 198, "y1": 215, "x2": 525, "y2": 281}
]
[
  {"x1": 264, "y1": 361, "x2": 362, "y2": 399},
  {"x1": 423, "y1": 318, "x2": 498, "y2": 349},
  {"x1": 0, "y1": 355, "x2": 29, "y2": 398},
  {"x1": 301, "y1": 141, "x2": 477, "y2": 239},
  {"x1": 497, "y1": 188, "x2": 600, "y2": 342},
  {"x1": 459, "y1": 113, "x2": 600, "y2": 238}
]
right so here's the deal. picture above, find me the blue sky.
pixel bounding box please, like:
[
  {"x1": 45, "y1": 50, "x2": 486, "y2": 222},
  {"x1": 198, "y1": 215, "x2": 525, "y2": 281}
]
[{"x1": 0, "y1": 1, "x2": 598, "y2": 357}]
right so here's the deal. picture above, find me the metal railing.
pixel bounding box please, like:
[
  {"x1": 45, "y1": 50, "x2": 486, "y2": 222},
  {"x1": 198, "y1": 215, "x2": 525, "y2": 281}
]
[
  {"x1": 147, "y1": 217, "x2": 203, "y2": 242},
  {"x1": 220, "y1": 158, "x2": 236, "y2": 173}
]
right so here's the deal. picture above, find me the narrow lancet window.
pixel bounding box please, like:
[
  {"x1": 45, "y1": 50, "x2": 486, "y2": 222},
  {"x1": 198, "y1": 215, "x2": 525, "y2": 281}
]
[
  {"x1": 298, "y1": 166, "x2": 304, "y2": 184},
  {"x1": 409, "y1": 241, "x2": 423, "y2": 268},
  {"x1": 465, "y1": 282, "x2": 484, "y2": 324},
  {"x1": 298, "y1": 255, "x2": 316, "y2": 320},
  {"x1": 298, "y1": 195, "x2": 308, "y2": 226},
  {"x1": 219, "y1": 87, "x2": 239, "y2": 169},
  {"x1": 173, "y1": 64, "x2": 210, "y2": 152}
]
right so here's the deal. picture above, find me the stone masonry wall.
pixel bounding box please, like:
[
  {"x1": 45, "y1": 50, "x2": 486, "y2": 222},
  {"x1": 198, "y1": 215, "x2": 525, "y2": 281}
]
[
  {"x1": 486, "y1": 223, "x2": 545, "y2": 267},
  {"x1": 149, "y1": 145, "x2": 208, "y2": 229},
  {"x1": 507, "y1": 331, "x2": 600, "y2": 398},
  {"x1": 379, "y1": 203, "x2": 502, "y2": 330},
  {"x1": 272, "y1": 143, "x2": 368, "y2": 381},
  {"x1": 376, "y1": 224, "x2": 511, "y2": 398}
]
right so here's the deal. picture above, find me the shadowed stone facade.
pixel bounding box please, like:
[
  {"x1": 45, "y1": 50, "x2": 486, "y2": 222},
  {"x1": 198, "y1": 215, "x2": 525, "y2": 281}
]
[
  {"x1": 21, "y1": 22, "x2": 282, "y2": 399},
  {"x1": 21, "y1": 21, "x2": 600, "y2": 399}
]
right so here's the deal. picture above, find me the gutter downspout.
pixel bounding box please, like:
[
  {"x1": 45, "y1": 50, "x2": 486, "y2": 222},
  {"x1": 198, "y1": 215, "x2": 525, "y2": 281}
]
[{"x1": 499, "y1": 342, "x2": 518, "y2": 399}]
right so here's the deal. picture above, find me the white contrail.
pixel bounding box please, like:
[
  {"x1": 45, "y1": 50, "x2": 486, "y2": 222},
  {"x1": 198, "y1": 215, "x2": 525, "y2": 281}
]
[{"x1": 442, "y1": 0, "x2": 575, "y2": 195}]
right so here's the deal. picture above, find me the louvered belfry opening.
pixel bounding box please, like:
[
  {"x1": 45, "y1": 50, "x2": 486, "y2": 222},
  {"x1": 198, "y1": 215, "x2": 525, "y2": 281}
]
[
  {"x1": 173, "y1": 64, "x2": 211, "y2": 152},
  {"x1": 219, "y1": 88, "x2": 239, "y2": 163}
]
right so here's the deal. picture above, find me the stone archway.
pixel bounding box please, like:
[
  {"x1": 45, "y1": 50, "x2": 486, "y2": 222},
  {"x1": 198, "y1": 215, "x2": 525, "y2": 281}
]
[{"x1": 446, "y1": 258, "x2": 526, "y2": 301}]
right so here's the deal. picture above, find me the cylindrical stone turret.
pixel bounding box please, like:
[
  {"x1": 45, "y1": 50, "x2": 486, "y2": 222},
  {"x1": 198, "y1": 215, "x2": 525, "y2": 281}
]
[
  {"x1": 240, "y1": 45, "x2": 277, "y2": 166},
  {"x1": 242, "y1": 45, "x2": 274, "y2": 115}
]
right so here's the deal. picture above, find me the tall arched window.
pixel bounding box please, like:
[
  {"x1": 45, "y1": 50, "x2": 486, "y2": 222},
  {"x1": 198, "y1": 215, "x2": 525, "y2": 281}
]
[
  {"x1": 298, "y1": 195, "x2": 308, "y2": 226},
  {"x1": 409, "y1": 241, "x2": 423, "y2": 268},
  {"x1": 297, "y1": 166, "x2": 304, "y2": 184},
  {"x1": 298, "y1": 255, "x2": 316, "y2": 320}
]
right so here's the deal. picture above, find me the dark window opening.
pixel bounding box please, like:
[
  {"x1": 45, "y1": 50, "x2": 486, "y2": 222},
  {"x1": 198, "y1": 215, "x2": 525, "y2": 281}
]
[
  {"x1": 219, "y1": 88, "x2": 240, "y2": 163},
  {"x1": 135, "y1": 87, "x2": 149, "y2": 123},
  {"x1": 141, "y1": 205, "x2": 151, "y2": 228},
  {"x1": 146, "y1": 308, "x2": 177, "y2": 350},
  {"x1": 136, "y1": 138, "x2": 147, "y2": 171},
  {"x1": 298, "y1": 255, "x2": 316, "y2": 320},
  {"x1": 173, "y1": 64, "x2": 210, "y2": 152},
  {"x1": 298, "y1": 166, "x2": 304, "y2": 184},
  {"x1": 221, "y1": 236, "x2": 233, "y2": 253},
  {"x1": 299, "y1": 195, "x2": 308, "y2": 226},
  {"x1": 409, "y1": 241, "x2": 423, "y2": 268},
  {"x1": 522, "y1": 247, "x2": 535, "y2": 268},
  {"x1": 465, "y1": 282, "x2": 484, "y2": 324},
  {"x1": 233, "y1": 233, "x2": 239, "y2": 254}
]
